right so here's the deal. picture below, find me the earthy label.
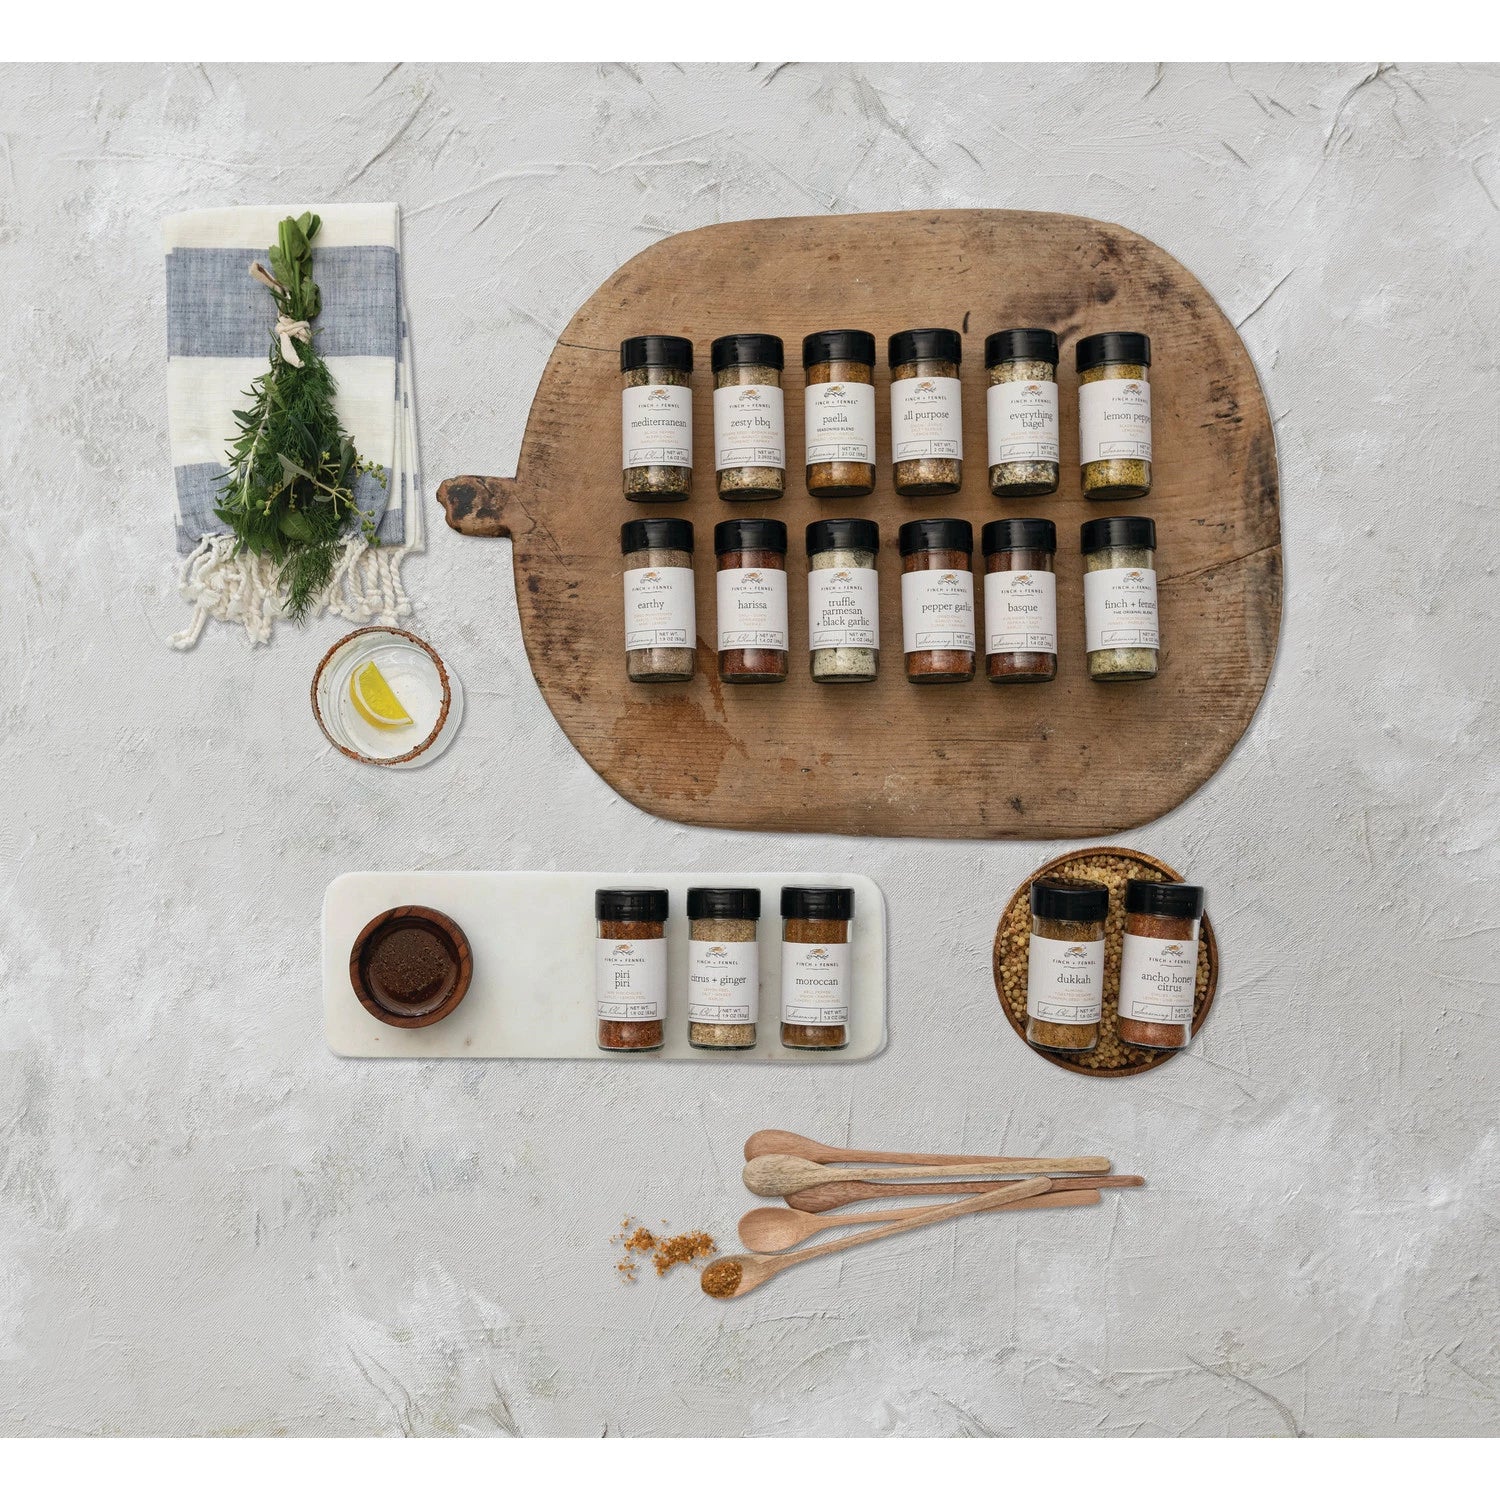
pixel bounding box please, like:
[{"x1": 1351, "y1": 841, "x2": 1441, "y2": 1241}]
[
  {"x1": 890, "y1": 375, "x2": 963, "y2": 461},
  {"x1": 781, "y1": 941, "x2": 849, "y2": 1026},
  {"x1": 984, "y1": 568, "x2": 1057, "y2": 654},
  {"x1": 1084, "y1": 567, "x2": 1159, "y2": 652},
  {"x1": 622, "y1": 384, "x2": 692, "y2": 468},
  {"x1": 1026, "y1": 934, "x2": 1105, "y2": 1024},
  {"x1": 595, "y1": 936, "x2": 666, "y2": 1021},
  {"x1": 716, "y1": 567, "x2": 789, "y2": 651},
  {"x1": 713, "y1": 383, "x2": 785, "y2": 469},
  {"x1": 1118, "y1": 926, "x2": 1200, "y2": 1024},
  {"x1": 807, "y1": 566, "x2": 880, "y2": 650},
  {"x1": 987, "y1": 379, "x2": 1059, "y2": 463},
  {"x1": 805, "y1": 380, "x2": 876, "y2": 464},
  {"x1": 623, "y1": 565, "x2": 696, "y2": 651},
  {"x1": 1079, "y1": 378, "x2": 1152, "y2": 463},
  {"x1": 688, "y1": 939, "x2": 759, "y2": 1024},
  {"x1": 901, "y1": 568, "x2": 975, "y2": 653}
]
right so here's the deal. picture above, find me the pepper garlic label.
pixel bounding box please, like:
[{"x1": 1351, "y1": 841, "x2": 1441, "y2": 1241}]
[
  {"x1": 1026, "y1": 934, "x2": 1105, "y2": 1024},
  {"x1": 901, "y1": 568, "x2": 975, "y2": 653},
  {"x1": 1079, "y1": 378, "x2": 1152, "y2": 463},
  {"x1": 1118, "y1": 927, "x2": 1199, "y2": 1024},
  {"x1": 1084, "y1": 567, "x2": 1158, "y2": 653},
  {"x1": 890, "y1": 376, "x2": 963, "y2": 461},
  {"x1": 622, "y1": 384, "x2": 692, "y2": 468}
]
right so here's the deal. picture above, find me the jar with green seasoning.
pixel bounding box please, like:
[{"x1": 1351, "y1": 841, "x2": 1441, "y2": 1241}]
[
  {"x1": 1077, "y1": 331, "x2": 1152, "y2": 500},
  {"x1": 803, "y1": 330, "x2": 877, "y2": 498},
  {"x1": 712, "y1": 334, "x2": 785, "y2": 501},
  {"x1": 889, "y1": 328, "x2": 963, "y2": 497},
  {"x1": 806, "y1": 518, "x2": 881, "y2": 684},
  {"x1": 621, "y1": 336, "x2": 693, "y2": 501},
  {"x1": 985, "y1": 328, "x2": 1060, "y2": 497},
  {"x1": 1081, "y1": 516, "x2": 1159, "y2": 682}
]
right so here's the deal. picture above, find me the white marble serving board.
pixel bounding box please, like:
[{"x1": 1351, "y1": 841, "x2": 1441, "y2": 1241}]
[{"x1": 323, "y1": 870, "x2": 887, "y2": 1061}]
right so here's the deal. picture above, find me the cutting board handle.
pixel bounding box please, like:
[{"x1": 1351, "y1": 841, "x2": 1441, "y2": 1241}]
[{"x1": 437, "y1": 474, "x2": 523, "y2": 538}]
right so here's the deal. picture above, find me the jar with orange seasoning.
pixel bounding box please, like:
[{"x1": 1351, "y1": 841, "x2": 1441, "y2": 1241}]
[{"x1": 1116, "y1": 881, "x2": 1204, "y2": 1052}]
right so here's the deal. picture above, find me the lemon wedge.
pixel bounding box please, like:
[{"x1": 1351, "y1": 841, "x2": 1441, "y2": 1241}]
[{"x1": 350, "y1": 661, "x2": 414, "y2": 731}]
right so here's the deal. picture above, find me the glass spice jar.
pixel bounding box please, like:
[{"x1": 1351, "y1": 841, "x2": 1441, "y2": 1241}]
[
  {"x1": 1117, "y1": 880, "x2": 1204, "y2": 1052},
  {"x1": 714, "y1": 518, "x2": 789, "y2": 684},
  {"x1": 712, "y1": 334, "x2": 786, "y2": 501},
  {"x1": 780, "y1": 886, "x2": 853, "y2": 1051},
  {"x1": 1077, "y1": 331, "x2": 1152, "y2": 500},
  {"x1": 1025, "y1": 878, "x2": 1108, "y2": 1054},
  {"x1": 804, "y1": 329, "x2": 877, "y2": 498},
  {"x1": 899, "y1": 518, "x2": 975, "y2": 684},
  {"x1": 985, "y1": 328, "x2": 1060, "y2": 497},
  {"x1": 596, "y1": 888, "x2": 669, "y2": 1053},
  {"x1": 889, "y1": 328, "x2": 963, "y2": 496},
  {"x1": 1081, "y1": 516, "x2": 1159, "y2": 682},
  {"x1": 621, "y1": 517, "x2": 696, "y2": 684},
  {"x1": 621, "y1": 335, "x2": 693, "y2": 501},
  {"x1": 982, "y1": 518, "x2": 1057, "y2": 684},
  {"x1": 806, "y1": 517, "x2": 880, "y2": 684},
  {"x1": 687, "y1": 886, "x2": 761, "y2": 1051}
]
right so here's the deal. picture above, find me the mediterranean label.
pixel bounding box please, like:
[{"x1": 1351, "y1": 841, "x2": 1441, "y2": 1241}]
[
  {"x1": 1078, "y1": 378, "x2": 1152, "y2": 463},
  {"x1": 805, "y1": 380, "x2": 876, "y2": 464},
  {"x1": 595, "y1": 936, "x2": 666, "y2": 1021},
  {"x1": 622, "y1": 384, "x2": 692, "y2": 469},
  {"x1": 716, "y1": 567, "x2": 789, "y2": 652},
  {"x1": 1117, "y1": 925, "x2": 1200, "y2": 1024},
  {"x1": 781, "y1": 941, "x2": 850, "y2": 1026},
  {"x1": 807, "y1": 566, "x2": 880, "y2": 651},
  {"x1": 713, "y1": 383, "x2": 786, "y2": 470},
  {"x1": 890, "y1": 375, "x2": 963, "y2": 461},
  {"x1": 1084, "y1": 567, "x2": 1159, "y2": 653},
  {"x1": 623, "y1": 566, "x2": 695, "y2": 651},
  {"x1": 1026, "y1": 934, "x2": 1105, "y2": 1025},
  {"x1": 687, "y1": 939, "x2": 759, "y2": 1024},
  {"x1": 984, "y1": 569, "x2": 1057, "y2": 655},
  {"x1": 901, "y1": 568, "x2": 975, "y2": 653},
  {"x1": 987, "y1": 379, "x2": 1060, "y2": 464}
]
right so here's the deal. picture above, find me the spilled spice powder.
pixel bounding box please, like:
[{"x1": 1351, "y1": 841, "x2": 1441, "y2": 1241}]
[{"x1": 611, "y1": 1218, "x2": 717, "y2": 1282}]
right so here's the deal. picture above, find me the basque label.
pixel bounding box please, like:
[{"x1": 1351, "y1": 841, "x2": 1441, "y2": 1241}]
[
  {"x1": 713, "y1": 383, "x2": 785, "y2": 470},
  {"x1": 1079, "y1": 378, "x2": 1152, "y2": 463},
  {"x1": 716, "y1": 567, "x2": 789, "y2": 651},
  {"x1": 595, "y1": 937, "x2": 667, "y2": 1021},
  {"x1": 1084, "y1": 567, "x2": 1159, "y2": 652},
  {"x1": 984, "y1": 568, "x2": 1057, "y2": 654},
  {"x1": 622, "y1": 384, "x2": 692, "y2": 468},
  {"x1": 807, "y1": 566, "x2": 880, "y2": 650},
  {"x1": 901, "y1": 568, "x2": 975, "y2": 653},
  {"x1": 1026, "y1": 934, "x2": 1105, "y2": 1025},
  {"x1": 687, "y1": 939, "x2": 759, "y2": 1024},
  {"x1": 623, "y1": 565, "x2": 696, "y2": 651},
  {"x1": 890, "y1": 375, "x2": 963, "y2": 461},
  {"x1": 987, "y1": 379, "x2": 1060, "y2": 464},
  {"x1": 1118, "y1": 926, "x2": 1200, "y2": 1024},
  {"x1": 805, "y1": 380, "x2": 876, "y2": 464},
  {"x1": 781, "y1": 941, "x2": 849, "y2": 1026}
]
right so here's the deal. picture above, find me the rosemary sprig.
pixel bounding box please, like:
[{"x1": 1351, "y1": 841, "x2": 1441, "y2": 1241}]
[{"x1": 215, "y1": 212, "x2": 386, "y2": 621}]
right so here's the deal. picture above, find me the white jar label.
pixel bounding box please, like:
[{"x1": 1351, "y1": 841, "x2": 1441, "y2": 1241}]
[
  {"x1": 984, "y1": 569, "x2": 1057, "y2": 655},
  {"x1": 688, "y1": 939, "x2": 759, "y2": 1024},
  {"x1": 1079, "y1": 378, "x2": 1152, "y2": 463},
  {"x1": 1118, "y1": 925, "x2": 1200, "y2": 1025},
  {"x1": 1084, "y1": 567, "x2": 1159, "y2": 653},
  {"x1": 623, "y1": 565, "x2": 696, "y2": 652},
  {"x1": 1026, "y1": 934, "x2": 1105, "y2": 1024},
  {"x1": 987, "y1": 379, "x2": 1059, "y2": 464},
  {"x1": 781, "y1": 941, "x2": 850, "y2": 1026},
  {"x1": 901, "y1": 568, "x2": 974, "y2": 653},
  {"x1": 713, "y1": 383, "x2": 785, "y2": 470},
  {"x1": 807, "y1": 566, "x2": 880, "y2": 651},
  {"x1": 716, "y1": 567, "x2": 788, "y2": 652},
  {"x1": 596, "y1": 936, "x2": 666, "y2": 1021},
  {"x1": 622, "y1": 384, "x2": 692, "y2": 469},
  {"x1": 805, "y1": 381, "x2": 876, "y2": 464},
  {"x1": 890, "y1": 375, "x2": 963, "y2": 461}
]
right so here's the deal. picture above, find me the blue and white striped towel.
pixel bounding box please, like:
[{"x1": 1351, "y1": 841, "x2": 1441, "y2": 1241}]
[{"x1": 164, "y1": 203, "x2": 421, "y2": 647}]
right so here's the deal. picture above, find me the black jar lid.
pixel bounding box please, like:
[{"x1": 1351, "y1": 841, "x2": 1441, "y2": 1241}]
[
  {"x1": 687, "y1": 887, "x2": 762, "y2": 921},
  {"x1": 621, "y1": 517, "x2": 694, "y2": 556},
  {"x1": 1030, "y1": 878, "x2": 1109, "y2": 923},
  {"x1": 982, "y1": 518, "x2": 1056, "y2": 555},
  {"x1": 620, "y1": 335, "x2": 693, "y2": 374},
  {"x1": 1076, "y1": 331, "x2": 1151, "y2": 372},
  {"x1": 711, "y1": 334, "x2": 784, "y2": 372},
  {"x1": 807, "y1": 517, "x2": 880, "y2": 556},
  {"x1": 1080, "y1": 516, "x2": 1155, "y2": 554},
  {"x1": 803, "y1": 329, "x2": 876, "y2": 368},
  {"x1": 899, "y1": 517, "x2": 972, "y2": 556},
  {"x1": 889, "y1": 328, "x2": 962, "y2": 367},
  {"x1": 1125, "y1": 879, "x2": 1204, "y2": 921},
  {"x1": 985, "y1": 328, "x2": 1058, "y2": 366},
  {"x1": 596, "y1": 887, "x2": 669, "y2": 923},
  {"x1": 781, "y1": 886, "x2": 854, "y2": 922},
  {"x1": 715, "y1": 517, "x2": 787, "y2": 556}
]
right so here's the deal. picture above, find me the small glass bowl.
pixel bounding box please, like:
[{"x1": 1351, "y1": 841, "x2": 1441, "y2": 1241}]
[{"x1": 311, "y1": 627, "x2": 462, "y2": 768}]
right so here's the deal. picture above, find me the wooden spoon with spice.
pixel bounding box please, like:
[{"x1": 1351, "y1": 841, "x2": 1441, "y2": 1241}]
[
  {"x1": 701, "y1": 1177, "x2": 1053, "y2": 1300},
  {"x1": 742, "y1": 1152, "x2": 1110, "y2": 1199},
  {"x1": 785, "y1": 1173, "x2": 1145, "y2": 1214},
  {"x1": 743, "y1": 1128, "x2": 1100, "y2": 1167}
]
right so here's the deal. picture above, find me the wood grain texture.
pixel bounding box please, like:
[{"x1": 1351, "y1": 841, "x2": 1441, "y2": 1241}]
[{"x1": 438, "y1": 209, "x2": 1282, "y2": 839}]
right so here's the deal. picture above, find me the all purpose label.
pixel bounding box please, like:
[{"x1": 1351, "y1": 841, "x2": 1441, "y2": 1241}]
[
  {"x1": 622, "y1": 384, "x2": 692, "y2": 469},
  {"x1": 1079, "y1": 378, "x2": 1152, "y2": 463},
  {"x1": 595, "y1": 936, "x2": 666, "y2": 1021},
  {"x1": 890, "y1": 375, "x2": 963, "y2": 461},
  {"x1": 687, "y1": 939, "x2": 759, "y2": 1023},
  {"x1": 1026, "y1": 934, "x2": 1105, "y2": 1024},
  {"x1": 622, "y1": 566, "x2": 695, "y2": 651},
  {"x1": 805, "y1": 381, "x2": 876, "y2": 464}
]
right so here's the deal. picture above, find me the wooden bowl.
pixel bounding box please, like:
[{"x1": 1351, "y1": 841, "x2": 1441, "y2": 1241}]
[
  {"x1": 349, "y1": 905, "x2": 473, "y2": 1029},
  {"x1": 993, "y1": 845, "x2": 1219, "y2": 1078}
]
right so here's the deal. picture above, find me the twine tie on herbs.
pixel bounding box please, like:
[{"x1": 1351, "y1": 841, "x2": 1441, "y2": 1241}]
[{"x1": 249, "y1": 261, "x2": 313, "y2": 367}]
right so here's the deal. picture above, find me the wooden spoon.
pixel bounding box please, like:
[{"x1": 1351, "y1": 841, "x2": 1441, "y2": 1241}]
[
  {"x1": 786, "y1": 1173, "x2": 1145, "y2": 1213},
  {"x1": 739, "y1": 1187, "x2": 1101, "y2": 1252},
  {"x1": 701, "y1": 1176, "x2": 1053, "y2": 1299},
  {"x1": 743, "y1": 1128, "x2": 1087, "y2": 1167},
  {"x1": 742, "y1": 1152, "x2": 1111, "y2": 1198}
]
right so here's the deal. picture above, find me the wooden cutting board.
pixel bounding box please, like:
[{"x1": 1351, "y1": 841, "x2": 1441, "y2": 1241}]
[{"x1": 439, "y1": 209, "x2": 1281, "y2": 839}]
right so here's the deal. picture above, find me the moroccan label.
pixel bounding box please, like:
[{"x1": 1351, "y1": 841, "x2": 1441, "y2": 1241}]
[
  {"x1": 1117, "y1": 926, "x2": 1200, "y2": 1024},
  {"x1": 781, "y1": 941, "x2": 849, "y2": 1026},
  {"x1": 687, "y1": 939, "x2": 759, "y2": 1024},
  {"x1": 987, "y1": 379, "x2": 1060, "y2": 463},
  {"x1": 1026, "y1": 934, "x2": 1105, "y2": 1025},
  {"x1": 623, "y1": 565, "x2": 696, "y2": 651},
  {"x1": 1084, "y1": 567, "x2": 1159, "y2": 652},
  {"x1": 716, "y1": 567, "x2": 789, "y2": 651},
  {"x1": 805, "y1": 380, "x2": 876, "y2": 464},
  {"x1": 1079, "y1": 378, "x2": 1152, "y2": 463},
  {"x1": 595, "y1": 936, "x2": 667, "y2": 1021},
  {"x1": 984, "y1": 568, "x2": 1057, "y2": 654},
  {"x1": 890, "y1": 375, "x2": 963, "y2": 461},
  {"x1": 901, "y1": 568, "x2": 975, "y2": 653},
  {"x1": 807, "y1": 566, "x2": 880, "y2": 650},
  {"x1": 622, "y1": 384, "x2": 692, "y2": 469},
  {"x1": 713, "y1": 383, "x2": 786, "y2": 470}
]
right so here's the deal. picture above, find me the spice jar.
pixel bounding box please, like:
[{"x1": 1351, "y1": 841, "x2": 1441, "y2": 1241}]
[
  {"x1": 1077, "y1": 331, "x2": 1152, "y2": 500},
  {"x1": 1117, "y1": 880, "x2": 1204, "y2": 1052},
  {"x1": 804, "y1": 329, "x2": 877, "y2": 498},
  {"x1": 982, "y1": 518, "x2": 1057, "y2": 684},
  {"x1": 687, "y1": 886, "x2": 761, "y2": 1051},
  {"x1": 596, "y1": 888, "x2": 668, "y2": 1053},
  {"x1": 806, "y1": 518, "x2": 880, "y2": 684},
  {"x1": 621, "y1": 335, "x2": 693, "y2": 501},
  {"x1": 714, "y1": 518, "x2": 788, "y2": 684},
  {"x1": 712, "y1": 334, "x2": 785, "y2": 501},
  {"x1": 1081, "y1": 516, "x2": 1159, "y2": 683},
  {"x1": 780, "y1": 886, "x2": 852, "y2": 1051},
  {"x1": 889, "y1": 328, "x2": 963, "y2": 496},
  {"x1": 1025, "y1": 879, "x2": 1107, "y2": 1054},
  {"x1": 899, "y1": 518, "x2": 975, "y2": 684},
  {"x1": 985, "y1": 328, "x2": 1060, "y2": 497},
  {"x1": 621, "y1": 517, "x2": 696, "y2": 684}
]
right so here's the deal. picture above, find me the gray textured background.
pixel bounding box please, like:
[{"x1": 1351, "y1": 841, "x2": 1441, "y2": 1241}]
[{"x1": 1, "y1": 62, "x2": 1497, "y2": 1438}]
